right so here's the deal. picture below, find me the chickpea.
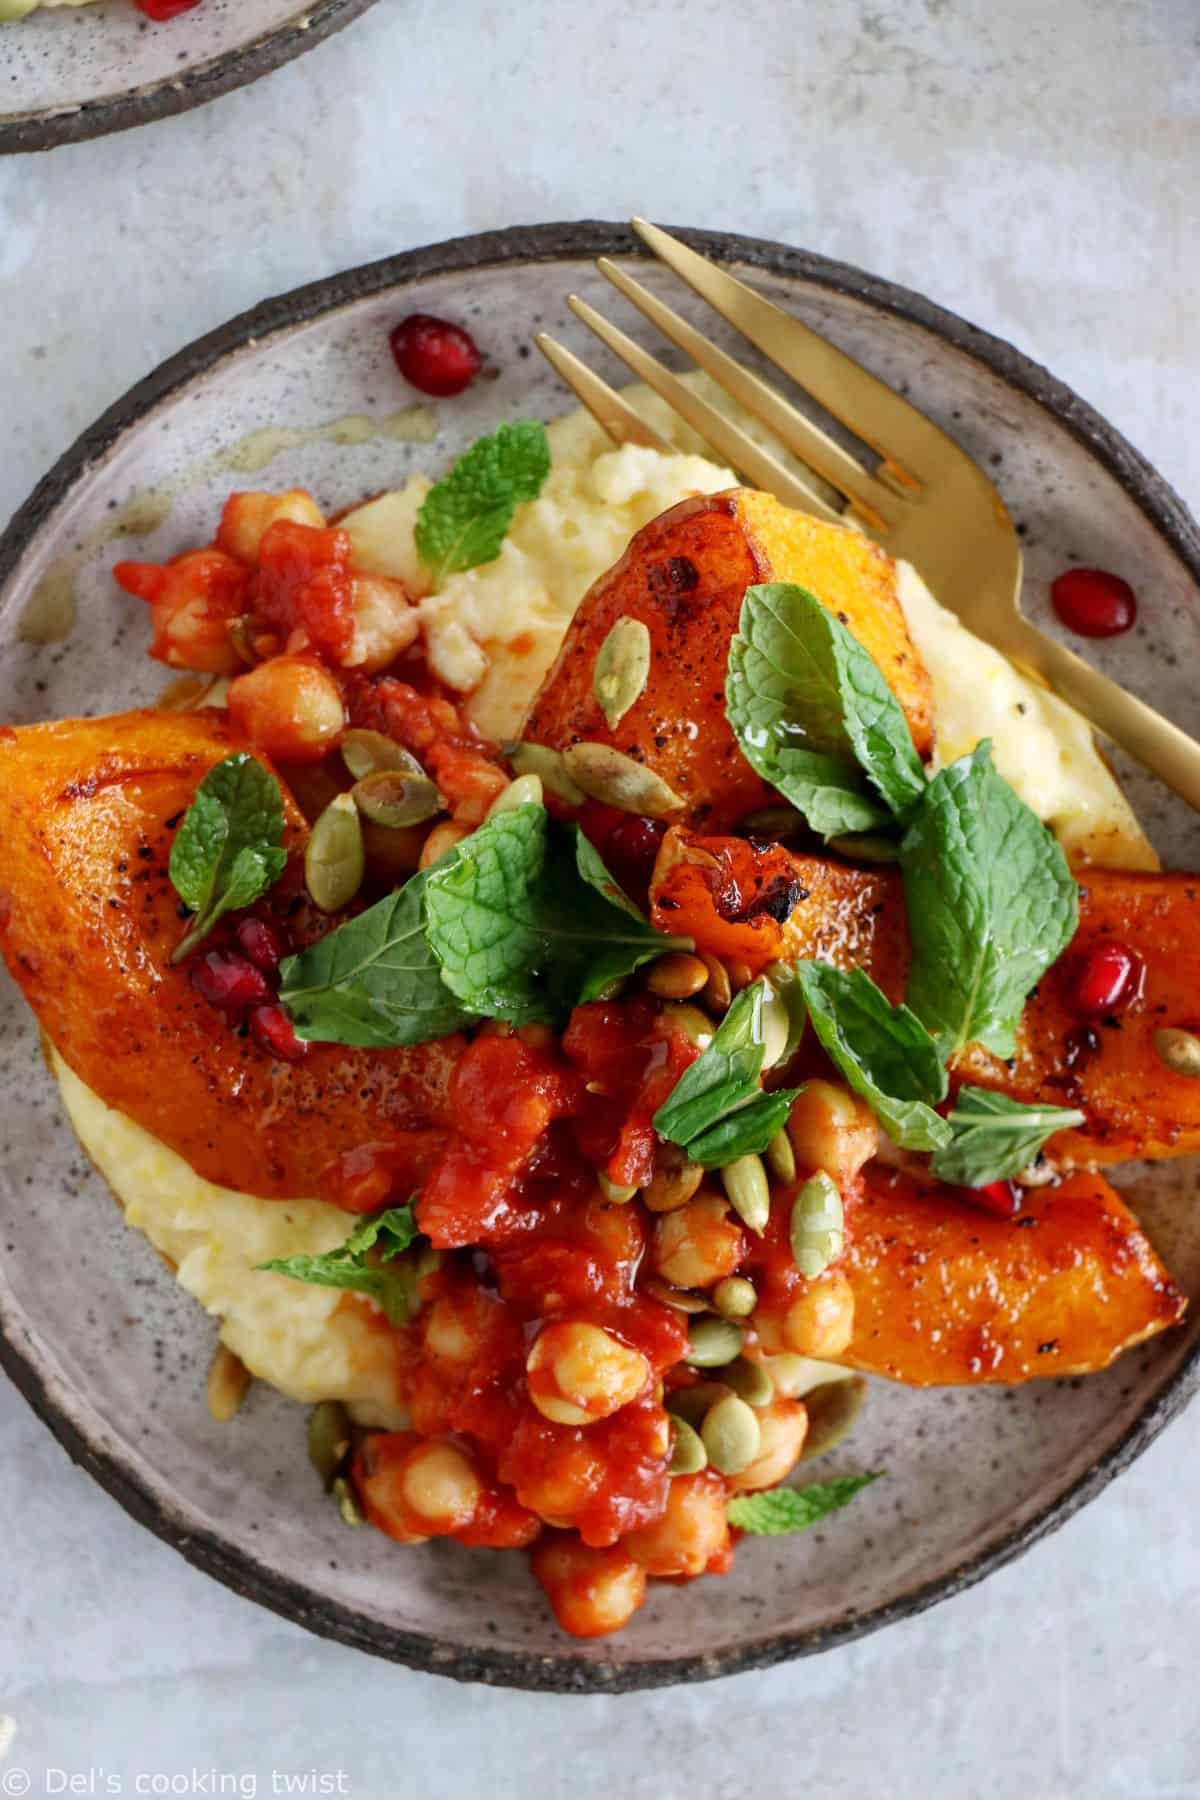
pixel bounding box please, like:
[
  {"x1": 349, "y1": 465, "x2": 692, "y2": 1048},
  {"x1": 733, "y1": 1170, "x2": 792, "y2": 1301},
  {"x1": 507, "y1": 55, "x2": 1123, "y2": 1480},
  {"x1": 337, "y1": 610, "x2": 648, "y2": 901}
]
[
  {"x1": 422, "y1": 1292, "x2": 487, "y2": 1368},
  {"x1": 726, "y1": 1399, "x2": 808, "y2": 1494},
  {"x1": 788, "y1": 1080, "x2": 878, "y2": 1184},
  {"x1": 532, "y1": 1537, "x2": 647, "y2": 1639},
  {"x1": 783, "y1": 1270, "x2": 855, "y2": 1358},
  {"x1": 513, "y1": 1437, "x2": 606, "y2": 1525},
  {"x1": 227, "y1": 654, "x2": 345, "y2": 763},
  {"x1": 652, "y1": 1191, "x2": 744, "y2": 1291},
  {"x1": 625, "y1": 1470, "x2": 729, "y2": 1578},
  {"x1": 526, "y1": 1321, "x2": 651, "y2": 1426},
  {"x1": 400, "y1": 1441, "x2": 482, "y2": 1531},
  {"x1": 216, "y1": 489, "x2": 326, "y2": 564},
  {"x1": 419, "y1": 819, "x2": 471, "y2": 870}
]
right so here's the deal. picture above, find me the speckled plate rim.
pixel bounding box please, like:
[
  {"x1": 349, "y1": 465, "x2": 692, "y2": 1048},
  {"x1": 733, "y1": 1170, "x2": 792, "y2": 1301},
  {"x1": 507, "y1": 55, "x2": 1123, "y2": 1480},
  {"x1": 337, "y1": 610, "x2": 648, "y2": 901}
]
[
  {"x1": 2, "y1": 221, "x2": 1200, "y2": 1693},
  {"x1": 0, "y1": 0, "x2": 381, "y2": 155}
]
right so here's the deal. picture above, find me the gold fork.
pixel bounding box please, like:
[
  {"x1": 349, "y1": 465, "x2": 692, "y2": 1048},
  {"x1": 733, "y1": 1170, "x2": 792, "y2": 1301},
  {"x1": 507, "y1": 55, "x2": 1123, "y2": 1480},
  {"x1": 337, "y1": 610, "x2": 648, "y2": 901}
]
[{"x1": 536, "y1": 217, "x2": 1200, "y2": 811}]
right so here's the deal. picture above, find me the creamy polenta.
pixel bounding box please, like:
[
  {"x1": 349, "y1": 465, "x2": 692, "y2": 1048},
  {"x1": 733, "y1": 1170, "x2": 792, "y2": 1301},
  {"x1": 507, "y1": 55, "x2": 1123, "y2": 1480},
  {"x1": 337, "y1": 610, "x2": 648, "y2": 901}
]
[{"x1": 54, "y1": 394, "x2": 1157, "y2": 1428}]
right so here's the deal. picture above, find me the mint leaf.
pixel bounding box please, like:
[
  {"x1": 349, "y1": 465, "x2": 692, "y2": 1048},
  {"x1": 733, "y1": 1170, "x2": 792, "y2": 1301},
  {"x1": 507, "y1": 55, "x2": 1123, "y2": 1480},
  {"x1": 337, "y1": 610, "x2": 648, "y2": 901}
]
[
  {"x1": 795, "y1": 961, "x2": 950, "y2": 1151},
  {"x1": 414, "y1": 421, "x2": 551, "y2": 588},
  {"x1": 257, "y1": 1204, "x2": 421, "y2": 1326},
  {"x1": 168, "y1": 752, "x2": 287, "y2": 961},
  {"x1": 423, "y1": 807, "x2": 689, "y2": 1021},
  {"x1": 652, "y1": 981, "x2": 767, "y2": 1147},
  {"x1": 727, "y1": 1473, "x2": 881, "y2": 1535},
  {"x1": 770, "y1": 747, "x2": 892, "y2": 837},
  {"x1": 726, "y1": 582, "x2": 924, "y2": 827},
  {"x1": 900, "y1": 741, "x2": 1079, "y2": 1062},
  {"x1": 930, "y1": 1087, "x2": 1085, "y2": 1187},
  {"x1": 279, "y1": 864, "x2": 478, "y2": 1047},
  {"x1": 684, "y1": 1088, "x2": 800, "y2": 1168}
]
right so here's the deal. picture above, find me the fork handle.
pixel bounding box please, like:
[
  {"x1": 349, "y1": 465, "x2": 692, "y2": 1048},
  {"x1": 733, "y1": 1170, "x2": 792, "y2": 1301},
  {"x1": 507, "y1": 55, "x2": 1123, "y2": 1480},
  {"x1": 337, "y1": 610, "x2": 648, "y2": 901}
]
[{"x1": 1003, "y1": 615, "x2": 1200, "y2": 813}]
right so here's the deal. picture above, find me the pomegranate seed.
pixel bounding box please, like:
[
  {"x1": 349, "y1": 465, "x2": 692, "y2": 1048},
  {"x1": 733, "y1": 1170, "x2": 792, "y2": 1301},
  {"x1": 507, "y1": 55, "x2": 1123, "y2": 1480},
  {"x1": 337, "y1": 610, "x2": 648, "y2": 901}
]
[
  {"x1": 248, "y1": 1002, "x2": 310, "y2": 1063},
  {"x1": 134, "y1": 0, "x2": 204, "y2": 17},
  {"x1": 960, "y1": 1179, "x2": 1021, "y2": 1219},
  {"x1": 1051, "y1": 567, "x2": 1137, "y2": 638},
  {"x1": 389, "y1": 314, "x2": 483, "y2": 397},
  {"x1": 234, "y1": 915, "x2": 284, "y2": 974},
  {"x1": 1067, "y1": 941, "x2": 1140, "y2": 1018},
  {"x1": 191, "y1": 951, "x2": 269, "y2": 1014}
]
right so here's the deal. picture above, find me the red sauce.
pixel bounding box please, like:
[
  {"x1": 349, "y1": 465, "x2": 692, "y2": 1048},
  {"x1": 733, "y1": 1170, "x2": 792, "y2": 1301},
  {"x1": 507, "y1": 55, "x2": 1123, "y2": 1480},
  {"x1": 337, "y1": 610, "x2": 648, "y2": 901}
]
[{"x1": 1050, "y1": 567, "x2": 1137, "y2": 637}]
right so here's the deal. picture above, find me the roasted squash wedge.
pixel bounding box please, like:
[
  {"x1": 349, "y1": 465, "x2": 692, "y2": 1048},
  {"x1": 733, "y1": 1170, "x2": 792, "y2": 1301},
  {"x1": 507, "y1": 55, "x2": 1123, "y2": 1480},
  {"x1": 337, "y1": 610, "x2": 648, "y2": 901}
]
[
  {"x1": 651, "y1": 831, "x2": 1200, "y2": 1163},
  {"x1": 0, "y1": 710, "x2": 458, "y2": 1200},
  {"x1": 522, "y1": 489, "x2": 933, "y2": 832},
  {"x1": 840, "y1": 1164, "x2": 1185, "y2": 1384}
]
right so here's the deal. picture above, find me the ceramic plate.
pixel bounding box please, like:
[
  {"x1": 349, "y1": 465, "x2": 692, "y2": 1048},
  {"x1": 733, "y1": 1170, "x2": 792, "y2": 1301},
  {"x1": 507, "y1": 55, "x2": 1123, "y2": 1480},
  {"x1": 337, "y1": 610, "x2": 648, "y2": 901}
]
[
  {"x1": 0, "y1": 0, "x2": 379, "y2": 152},
  {"x1": 2, "y1": 223, "x2": 1199, "y2": 1691}
]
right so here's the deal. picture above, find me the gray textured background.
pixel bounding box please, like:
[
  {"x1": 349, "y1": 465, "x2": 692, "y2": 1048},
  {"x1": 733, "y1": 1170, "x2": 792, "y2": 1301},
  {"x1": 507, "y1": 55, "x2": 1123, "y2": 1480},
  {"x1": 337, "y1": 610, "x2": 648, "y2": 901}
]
[{"x1": 2, "y1": 2, "x2": 1198, "y2": 1794}]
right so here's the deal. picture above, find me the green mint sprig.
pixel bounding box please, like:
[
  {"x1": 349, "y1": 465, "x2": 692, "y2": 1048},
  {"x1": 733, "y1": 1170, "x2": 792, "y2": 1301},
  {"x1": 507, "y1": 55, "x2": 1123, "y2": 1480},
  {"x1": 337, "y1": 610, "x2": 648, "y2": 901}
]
[
  {"x1": 900, "y1": 741, "x2": 1078, "y2": 1062},
  {"x1": 414, "y1": 421, "x2": 551, "y2": 589},
  {"x1": 257, "y1": 1205, "x2": 421, "y2": 1326},
  {"x1": 168, "y1": 752, "x2": 288, "y2": 963},
  {"x1": 794, "y1": 961, "x2": 951, "y2": 1152},
  {"x1": 727, "y1": 1472, "x2": 881, "y2": 1535},
  {"x1": 726, "y1": 582, "x2": 923, "y2": 830},
  {"x1": 279, "y1": 804, "x2": 688, "y2": 1046},
  {"x1": 930, "y1": 1087, "x2": 1085, "y2": 1187},
  {"x1": 652, "y1": 980, "x2": 799, "y2": 1164}
]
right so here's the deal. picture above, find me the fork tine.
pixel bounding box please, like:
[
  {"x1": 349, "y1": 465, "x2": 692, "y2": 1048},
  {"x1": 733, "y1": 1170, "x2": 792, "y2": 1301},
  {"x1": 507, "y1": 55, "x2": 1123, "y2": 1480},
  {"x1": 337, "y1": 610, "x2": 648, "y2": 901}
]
[
  {"x1": 632, "y1": 218, "x2": 950, "y2": 487},
  {"x1": 564, "y1": 295, "x2": 843, "y2": 525},
  {"x1": 596, "y1": 256, "x2": 896, "y2": 535},
  {"x1": 534, "y1": 333, "x2": 673, "y2": 451}
]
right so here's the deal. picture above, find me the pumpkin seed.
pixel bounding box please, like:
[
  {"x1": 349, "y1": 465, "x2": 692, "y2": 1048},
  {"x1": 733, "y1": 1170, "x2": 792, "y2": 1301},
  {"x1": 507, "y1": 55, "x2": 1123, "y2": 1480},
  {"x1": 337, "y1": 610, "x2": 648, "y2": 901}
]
[
  {"x1": 764, "y1": 1127, "x2": 796, "y2": 1185},
  {"x1": 701, "y1": 1392, "x2": 762, "y2": 1475},
  {"x1": 667, "y1": 1413, "x2": 709, "y2": 1475},
  {"x1": 206, "y1": 1344, "x2": 250, "y2": 1422},
  {"x1": 306, "y1": 792, "x2": 366, "y2": 913},
  {"x1": 827, "y1": 832, "x2": 900, "y2": 864},
  {"x1": 509, "y1": 742, "x2": 586, "y2": 805},
  {"x1": 644, "y1": 1278, "x2": 709, "y2": 1314},
  {"x1": 1154, "y1": 1026, "x2": 1200, "y2": 1078},
  {"x1": 799, "y1": 1376, "x2": 867, "y2": 1460},
  {"x1": 352, "y1": 769, "x2": 444, "y2": 829},
  {"x1": 341, "y1": 728, "x2": 425, "y2": 782},
  {"x1": 721, "y1": 1153, "x2": 771, "y2": 1233},
  {"x1": 790, "y1": 1172, "x2": 845, "y2": 1278},
  {"x1": 760, "y1": 982, "x2": 792, "y2": 1070},
  {"x1": 712, "y1": 1275, "x2": 758, "y2": 1320},
  {"x1": 740, "y1": 805, "x2": 804, "y2": 838},
  {"x1": 686, "y1": 1315, "x2": 745, "y2": 1368},
  {"x1": 698, "y1": 953, "x2": 732, "y2": 1015},
  {"x1": 307, "y1": 1400, "x2": 352, "y2": 1489},
  {"x1": 594, "y1": 615, "x2": 652, "y2": 729},
  {"x1": 598, "y1": 1170, "x2": 639, "y2": 1205},
  {"x1": 642, "y1": 1155, "x2": 705, "y2": 1213},
  {"x1": 331, "y1": 1474, "x2": 365, "y2": 1528},
  {"x1": 722, "y1": 1356, "x2": 774, "y2": 1408},
  {"x1": 666, "y1": 1381, "x2": 733, "y2": 1427},
  {"x1": 661, "y1": 1003, "x2": 715, "y2": 1051},
  {"x1": 646, "y1": 951, "x2": 709, "y2": 1000},
  {"x1": 486, "y1": 772, "x2": 544, "y2": 820},
  {"x1": 561, "y1": 742, "x2": 684, "y2": 818}
]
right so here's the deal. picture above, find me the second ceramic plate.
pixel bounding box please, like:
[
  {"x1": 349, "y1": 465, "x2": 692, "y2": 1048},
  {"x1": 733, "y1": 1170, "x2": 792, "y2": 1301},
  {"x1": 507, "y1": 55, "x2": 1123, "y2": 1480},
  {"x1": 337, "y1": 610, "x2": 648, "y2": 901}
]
[
  {"x1": 0, "y1": 0, "x2": 380, "y2": 152},
  {"x1": 2, "y1": 223, "x2": 1199, "y2": 1689}
]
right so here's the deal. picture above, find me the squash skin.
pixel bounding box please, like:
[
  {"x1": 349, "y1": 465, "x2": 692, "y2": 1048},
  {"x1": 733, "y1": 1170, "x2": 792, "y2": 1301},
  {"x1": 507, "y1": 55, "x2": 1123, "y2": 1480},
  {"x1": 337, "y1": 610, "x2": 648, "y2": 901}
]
[
  {"x1": 0, "y1": 709, "x2": 458, "y2": 1201},
  {"x1": 650, "y1": 831, "x2": 1200, "y2": 1163},
  {"x1": 838, "y1": 1164, "x2": 1185, "y2": 1384},
  {"x1": 521, "y1": 489, "x2": 933, "y2": 833}
]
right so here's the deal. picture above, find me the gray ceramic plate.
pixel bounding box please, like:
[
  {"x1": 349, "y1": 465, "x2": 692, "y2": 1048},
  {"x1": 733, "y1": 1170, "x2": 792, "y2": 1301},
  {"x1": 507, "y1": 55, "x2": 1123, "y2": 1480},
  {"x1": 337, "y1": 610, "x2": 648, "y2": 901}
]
[
  {"x1": 2, "y1": 223, "x2": 1199, "y2": 1692},
  {"x1": 0, "y1": 0, "x2": 379, "y2": 153}
]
